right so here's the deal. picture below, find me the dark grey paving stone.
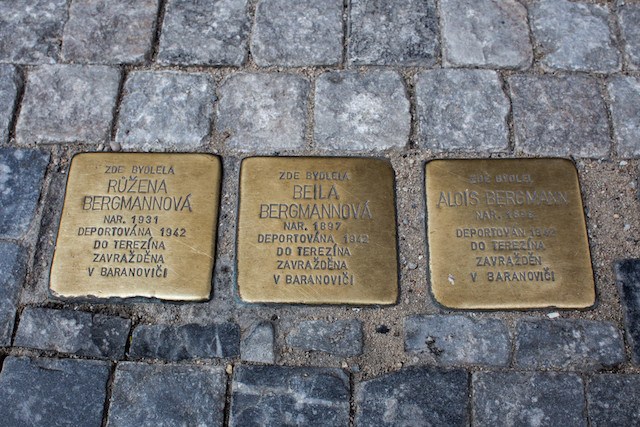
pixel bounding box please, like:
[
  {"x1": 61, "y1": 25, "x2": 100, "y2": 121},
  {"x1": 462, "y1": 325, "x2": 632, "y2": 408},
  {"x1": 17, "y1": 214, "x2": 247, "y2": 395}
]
[
  {"x1": 230, "y1": 365, "x2": 349, "y2": 427},
  {"x1": 216, "y1": 72, "x2": 309, "y2": 152},
  {"x1": 608, "y1": 76, "x2": 640, "y2": 158},
  {"x1": 587, "y1": 374, "x2": 640, "y2": 427},
  {"x1": 356, "y1": 367, "x2": 469, "y2": 426},
  {"x1": 15, "y1": 307, "x2": 131, "y2": 359},
  {"x1": 107, "y1": 362, "x2": 226, "y2": 427},
  {"x1": 515, "y1": 318, "x2": 624, "y2": 370},
  {"x1": 0, "y1": 147, "x2": 50, "y2": 239},
  {"x1": 16, "y1": 65, "x2": 121, "y2": 144},
  {"x1": 116, "y1": 71, "x2": 215, "y2": 151},
  {"x1": 509, "y1": 75, "x2": 610, "y2": 158},
  {"x1": 0, "y1": 243, "x2": 26, "y2": 347},
  {"x1": 0, "y1": 0, "x2": 68, "y2": 64},
  {"x1": 241, "y1": 321, "x2": 275, "y2": 364},
  {"x1": 473, "y1": 371, "x2": 586, "y2": 427},
  {"x1": 0, "y1": 65, "x2": 20, "y2": 144},
  {"x1": 349, "y1": 0, "x2": 438, "y2": 66},
  {"x1": 314, "y1": 70, "x2": 409, "y2": 150},
  {"x1": 252, "y1": 0, "x2": 342, "y2": 67},
  {"x1": 286, "y1": 319, "x2": 362, "y2": 357},
  {"x1": 441, "y1": 0, "x2": 532, "y2": 69},
  {"x1": 129, "y1": 322, "x2": 240, "y2": 361},
  {"x1": 158, "y1": 0, "x2": 250, "y2": 66},
  {"x1": 62, "y1": 0, "x2": 159, "y2": 64},
  {"x1": 0, "y1": 356, "x2": 110, "y2": 427},
  {"x1": 405, "y1": 315, "x2": 510, "y2": 366},
  {"x1": 416, "y1": 69, "x2": 509, "y2": 152},
  {"x1": 620, "y1": 3, "x2": 640, "y2": 70},
  {"x1": 616, "y1": 259, "x2": 640, "y2": 364},
  {"x1": 529, "y1": 0, "x2": 620, "y2": 72}
]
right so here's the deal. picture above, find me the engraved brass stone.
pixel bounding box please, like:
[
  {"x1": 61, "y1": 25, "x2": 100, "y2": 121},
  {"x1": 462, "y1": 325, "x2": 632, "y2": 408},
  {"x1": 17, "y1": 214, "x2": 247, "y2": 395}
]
[
  {"x1": 237, "y1": 157, "x2": 398, "y2": 304},
  {"x1": 50, "y1": 153, "x2": 221, "y2": 301},
  {"x1": 426, "y1": 159, "x2": 595, "y2": 309}
]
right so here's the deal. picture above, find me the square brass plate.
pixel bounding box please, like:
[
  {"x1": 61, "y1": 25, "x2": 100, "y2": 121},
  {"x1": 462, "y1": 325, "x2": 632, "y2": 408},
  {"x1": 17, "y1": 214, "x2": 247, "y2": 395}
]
[
  {"x1": 237, "y1": 157, "x2": 398, "y2": 304},
  {"x1": 426, "y1": 159, "x2": 595, "y2": 309},
  {"x1": 50, "y1": 153, "x2": 221, "y2": 301}
]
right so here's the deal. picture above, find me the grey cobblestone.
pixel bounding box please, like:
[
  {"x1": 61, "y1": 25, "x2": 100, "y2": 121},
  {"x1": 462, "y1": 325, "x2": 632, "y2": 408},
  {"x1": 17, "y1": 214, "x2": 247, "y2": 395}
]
[
  {"x1": 616, "y1": 259, "x2": 640, "y2": 364},
  {"x1": 356, "y1": 367, "x2": 469, "y2": 426},
  {"x1": 473, "y1": 371, "x2": 586, "y2": 427},
  {"x1": 14, "y1": 307, "x2": 131, "y2": 359},
  {"x1": 286, "y1": 319, "x2": 363, "y2": 357},
  {"x1": 587, "y1": 374, "x2": 640, "y2": 426},
  {"x1": 619, "y1": 3, "x2": 640, "y2": 70},
  {"x1": 0, "y1": 243, "x2": 27, "y2": 347},
  {"x1": 17, "y1": 65, "x2": 120, "y2": 145},
  {"x1": 440, "y1": 0, "x2": 532, "y2": 69},
  {"x1": 405, "y1": 315, "x2": 510, "y2": 366},
  {"x1": 0, "y1": 65, "x2": 20, "y2": 144},
  {"x1": 108, "y1": 362, "x2": 226, "y2": 427},
  {"x1": 62, "y1": 0, "x2": 159, "y2": 64},
  {"x1": 348, "y1": 0, "x2": 438, "y2": 66},
  {"x1": 158, "y1": 0, "x2": 250, "y2": 66},
  {"x1": 252, "y1": 0, "x2": 342, "y2": 67},
  {"x1": 116, "y1": 71, "x2": 215, "y2": 151},
  {"x1": 216, "y1": 73, "x2": 309, "y2": 152},
  {"x1": 607, "y1": 76, "x2": 640, "y2": 158},
  {"x1": 0, "y1": 356, "x2": 110, "y2": 427},
  {"x1": 231, "y1": 365, "x2": 349, "y2": 426},
  {"x1": 416, "y1": 69, "x2": 509, "y2": 152},
  {"x1": 529, "y1": 0, "x2": 620, "y2": 73},
  {"x1": 315, "y1": 70, "x2": 409, "y2": 150},
  {"x1": 241, "y1": 321, "x2": 275, "y2": 364},
  {"x1": 0, "y1": 148, "x2": 50, "y2": 239},
  {"x1": 508, "y1": 75, "x2": 610, "y2": 158},
  {"x1": 515, "y1": 318, "x2": 624, "y2": 370},
  {"x1": 129, "y1": 322, "x2": 240, "y2": 361}
]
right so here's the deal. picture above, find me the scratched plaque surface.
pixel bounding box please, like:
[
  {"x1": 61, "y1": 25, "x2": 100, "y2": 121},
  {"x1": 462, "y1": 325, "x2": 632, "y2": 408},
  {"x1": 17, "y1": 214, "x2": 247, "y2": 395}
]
[
  {"x1": 237, "y1": 157, "x2": 398, "y2": 304},
  {"x1": 426, "y1": 159, "x2": 595, "y2": 309},
  {"x1": 50, "y1": 153, "x2": 221, "y2": 300}
]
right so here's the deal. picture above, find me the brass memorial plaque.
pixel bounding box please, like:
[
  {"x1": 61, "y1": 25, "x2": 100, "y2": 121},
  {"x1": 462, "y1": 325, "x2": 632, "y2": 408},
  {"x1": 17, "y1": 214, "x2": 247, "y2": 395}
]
[
  {"x1": 50, "y1": 153, "x2": 221, "y2": 300},
  {"x1": 237, "y1": 157, "x2": 398, "y2": 304},
  {"x1": 426, "y1": 159, "x2": 595, "y2": 309}
]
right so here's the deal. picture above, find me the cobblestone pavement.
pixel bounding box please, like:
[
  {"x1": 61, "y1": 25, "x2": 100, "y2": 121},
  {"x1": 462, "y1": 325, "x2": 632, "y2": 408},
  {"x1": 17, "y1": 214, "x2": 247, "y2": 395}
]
[{"x1": 1, "y1": 0, "x2": 640, "y2": 425}]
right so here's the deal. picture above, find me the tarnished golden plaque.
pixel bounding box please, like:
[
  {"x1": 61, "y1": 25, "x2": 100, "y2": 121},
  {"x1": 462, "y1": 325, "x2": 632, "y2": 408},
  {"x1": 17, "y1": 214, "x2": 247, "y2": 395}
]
[
  {"x1": 426, "y1": 159, "x2": 594, "y2": 309},
  {"x1": 237, "y1": 157, "x2": 398, "y2": 304},
  {"x1": 50, "y1": 153, "x2": 221, "y2": 300}
]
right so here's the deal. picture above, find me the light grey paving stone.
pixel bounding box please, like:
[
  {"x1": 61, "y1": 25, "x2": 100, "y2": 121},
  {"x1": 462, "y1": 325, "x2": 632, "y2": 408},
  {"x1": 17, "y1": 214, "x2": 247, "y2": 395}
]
[
  {"x1": 230, "y1": 365, "x2": 349, "y2": 427},
  {"x1": 62, "y1": 0, "x2": 159, "y2": 64},
  {"x1": 473, "y1": 371, "x2": 586, "y2": 427},
  {"x1": 0, "y1": 148, "x2": 50, "y2": 239},
  {"x1": 515, "y1": 318, "x2": 624, "y2": 370},
  {"x1": 286, "y1": 319, "x2": 362, "y2": 357},
  {"x1": 314, "y1": 70, "x2": 409, "y2": 150},
  {"x1": 252, "y1": 0, "x2": 342, "y2": 67},
  {"x1": 241, "y1": 321, "x2": 275, "y2": 364},
  {"x1": 158, "y1": 0, "x2": 250, "y2": 66},
  {"x1": 441, "y1": 0, "x2": 532, "y2": 69},
  {"x1": 616, "y1": 259, "x2": 640, "y2": 364},
  {"x1": 107, "y1": 362, "x2": 226, "y2": 427},
  {"x1": 620, "y1": 3, "x2": 640, "y2": 70},
  {"x1": 116, "y1": 71, "x2": 215, "y2": 151},
  {"x1": 608, "y1": 76, "x2": 640, "y2": 158},
  {"x1": 405, "y1": 315, "x2": 510, "y2": 366},
  {"x1": 0, "y1": 65, "x2": 20, "y2": 144},
  {"x1": 17, "y1": 65, "x2": 120, "y2": 145},
  {"x1": 0, "y1": 356, "x2": 110, "y2": 427},
  {"x1": 0, "y1": 0, "x2": 68, "y2": 64},
  {"x1": 15, "y1": 307, "x2": 131, "y2": 359},
  {"x1": 509, "y1": 75, "x2": 610, "y2": 158},
  {"x1": 349, "y1": 0, "x2": 438, "y2": 66},
  {"x1": 587, "y1": 374, "x2": 640, "y2": 426},
  {"x1": 356, "y1": 367, "x2": 469, "y2": 426},
  {"x1": 216, "y1": 73, "x2": 308, "y2": 152},
  {"x1": 529, "y1": 0, "x2": 620, "y2": 72},
  {"x1": 129, "y1": 322, "x2": 240, "y2": 361},
  {"x1": 416, "y1": 69, "x2": 509, "y2": 152},
  {"x1": 0, "y1": 243, "x2": 26, "y2": 347}
]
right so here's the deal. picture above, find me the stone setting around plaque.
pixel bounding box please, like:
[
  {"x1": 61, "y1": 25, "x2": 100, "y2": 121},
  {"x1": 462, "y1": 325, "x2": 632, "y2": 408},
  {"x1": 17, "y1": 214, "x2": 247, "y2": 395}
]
[
  {"x1": 237, "y1": 157, "x2": 398, "y2": 304},
  {"x1": 425, "y1": 158, "x2": 595, "y2": 309},
  {"x1": 50, "y1": 153, "x2": 221, "y2": 301}
]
